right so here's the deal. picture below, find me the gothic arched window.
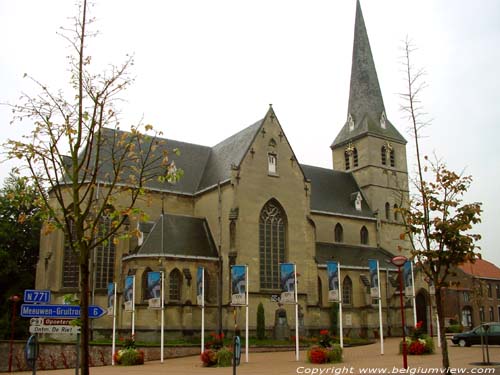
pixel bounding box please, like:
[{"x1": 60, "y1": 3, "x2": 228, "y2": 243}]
[
  {"x1": 390, "y1": 149, "x2": 395, "y2": 167},
  {"x1": 63, "y1": 219, "x2": 79, "y2": 288},
  {"x1": 381, "y1": 146, "x2": 387, "y2": 166},
  {"x1": 334, "y1": 223, "x2": 343, "y2": 243},
  {"x1": 259, "y1": 200, "x2": 287, "y2": 290},
  {"x1": 342, "y1": 276, "x2": 353, "y2": 305},
  {"x1": 352, "y1": 148, "x2": 358, "y2": 167},
  {"x1": 394, "y1": 204, "x2": 399, "y2": 222},
  {"x1": 344, "y1": 151, "x2": 350, "y2": 170},
  {"x1": 94, "y1": 215, "x2": 116, "y2": 289},
  {"x1": 360, "y1": 226, "x2": 369, "y2": 245},
  {"x1": 169, "y1": 268, "x2": 182, "y2": 301},
  {"x1": 385, "y1": 202, "x2": 391, "y2": 221}
]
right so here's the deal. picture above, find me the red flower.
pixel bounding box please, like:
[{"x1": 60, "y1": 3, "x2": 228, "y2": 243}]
[
  {"x1": 309, "y1": 347, "x2": 327, "y2": 364},
  {"x1": 416, "y1": 321, "x2": 423, "y2": 329},
  {"x1": 320, "y1": 329, "x2": 329, "y2": 336},
  {"x1": 408, "y1": 341, "x2": 425, "y2": 355}
]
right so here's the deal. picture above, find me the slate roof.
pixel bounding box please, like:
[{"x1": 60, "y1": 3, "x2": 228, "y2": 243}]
[
  {"x1": 459, "y1": 259, "x2": 500, "y2": 280},
  {"x1": 332, "y1": 0, "x2": 406, "y2": 148},
  {"x1": 135, "y1": 213, "x2": 218, "y2": 258},
  {"x1": 315, "y1": 242, "x2": 397, "y2": 269},
  {"x1": 301, "y1": 164, "x2": 374, "y2": 218}
]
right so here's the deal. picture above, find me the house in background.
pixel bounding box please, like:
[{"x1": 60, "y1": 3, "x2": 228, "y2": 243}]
[{"x1": 441, "y1": 258, "x2": 500, "y2": 329}]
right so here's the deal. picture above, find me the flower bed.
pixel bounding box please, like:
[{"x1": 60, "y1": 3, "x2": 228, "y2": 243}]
[
  {"x1": 400, "y1": 321, "x2": 434, "y2": 355},
  {"x1": 113, "y1": 335, "x2": 144, "y2": 365},
  {"x1": 200, "y1": 332, "x2": 233, "y2": 367},
  {"x1": 306, "y1": 330, "x2": 342, "y2": 364}
]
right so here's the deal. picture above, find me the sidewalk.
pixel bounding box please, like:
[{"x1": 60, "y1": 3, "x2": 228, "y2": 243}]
[{"x1": 10, "y1": 338, "x2": 500, "y2": 375}]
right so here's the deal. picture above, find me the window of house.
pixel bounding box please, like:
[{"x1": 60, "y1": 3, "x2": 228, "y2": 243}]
[
  {"x1": 480, "y1": 306, "x2": 485, "y2": 322},
  {"x1": 169, "y1": 268, "x2": 182, "y2": 301},
  {"x1": 497, "y1": 285, "x2": 500, "y2": 299},
  {"x1": 360, "y1": 226, "x2": 369, "y2": 245},
  {"x1": 268, "y1": 153, "x2": 277, "y2": 174},
  {"x1": 94, "y1": 215, "x2": 116, "y2": 289},
  {"x1": 344, "y1": 151, "x2": 350, "y2": 170},
  {"x1": 380, "y1": 112, "x2": 387, "y2": 129},
  {"x1": 63, "y1": 219, "x2": 79, "y2": 288},
  {"x1": 354, "y1": 192, "x2": 362, "y2": 211},
  {"x1": 381, "y1": 146, "x2": 387, "y2": 166},
  {"x1": 390, "y1": 149, "x2": 395, "y2": 167},
  {"x1": 463, "y1": 291, "x2": 470, "y2": 303},
  {"x1": 489, "y1": 306, "x2": 494, "y2": 321},
  {"x1": 462, "y1": 307, "x2": 472, "y2": 327},
  {"x1": 385, "y1": 202, "x2": 391, "y2": 221},
  {"x1": 259, "y1": 200, "x2": 286, "y2": 290},
  {"x1": 353, "y1": 148, "x2": 358, "y2": 167},
  {"x1": 342, "y1": 276, "x2": 352, "y2": 305},
  {"x1": 487, "y1": 284, "x2": 492, "y2": 298},
  {"x1": 334, "y1": 223, "x2": 343, "y2": 243}
]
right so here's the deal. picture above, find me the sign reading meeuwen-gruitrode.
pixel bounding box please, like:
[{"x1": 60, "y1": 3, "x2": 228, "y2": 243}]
[{"x1": 20, "y1": 304, "x2": 106, "y2": 319}]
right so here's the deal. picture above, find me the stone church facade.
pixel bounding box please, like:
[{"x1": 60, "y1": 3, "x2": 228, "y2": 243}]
[{"x1": 36, "y1": 1, "x2": 433, "y2": 340}]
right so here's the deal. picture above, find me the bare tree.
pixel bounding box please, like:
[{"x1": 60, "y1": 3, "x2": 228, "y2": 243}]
[
  {"x1": 3, "y1": 1, "x2": 180, "y2": 373},
  {"x1": 398, "y1": 37, "x2": 482, "y2": 370}
]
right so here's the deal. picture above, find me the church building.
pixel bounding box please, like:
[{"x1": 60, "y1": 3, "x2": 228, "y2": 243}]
[{"x1": 36, "y1": 1, "x2": 433, "y2": 340}]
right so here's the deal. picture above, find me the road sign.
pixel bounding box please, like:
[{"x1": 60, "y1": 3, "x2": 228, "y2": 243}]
[
  {"x1": 20, "y1": 304, "x2": 106, "y2": 319},
  {"x1": 24, "y1": 290, "x2": 51, "y2": 303},
  {"x1": 30, "y1": 318, "x2": 73, "y2": 326},
  {"x1": 29, "y1": 325, "x2": 81, "y2": 334}
]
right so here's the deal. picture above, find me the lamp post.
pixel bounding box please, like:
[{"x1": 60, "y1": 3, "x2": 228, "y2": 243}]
[
  {"x1": 391, "y1": 256, "x2": 408, "y2": 370},
  {"x1": 8, "y1": 294, "x2": 21, "y2": 373}
]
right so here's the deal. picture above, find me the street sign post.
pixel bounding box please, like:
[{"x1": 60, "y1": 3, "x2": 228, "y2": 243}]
[
  {"x1": 23, "y1": 290, "x2": 51, "y2": 303},
  {"x1": 20, "y1": 304, "x2": 106, "y2": 319}
]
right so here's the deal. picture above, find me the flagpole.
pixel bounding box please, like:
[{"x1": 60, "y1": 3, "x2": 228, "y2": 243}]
[
  {"x1": 339, "y1": 263, "x2": 343, "y2": 349},
  {"x1": 132, "y1": 276, "x2": 136, "y2": 337},
  {"x1": 111, "y1": 282, "x2": 117, "y2": 365},
  {"x1": 410, "y1": 262, "x2": 417, "y2": 326},
  {"x1": 376, "y1": 261, "x2": 384, "y2": 355},
  {"x1": 245, "y1": 264, "x2": 249, "y2": 363},
  {"x1": 201, "y1": 268, "x2": 205, "y2": 354},
  {"x1": 294, "y1": 263, "x2": 299, "y2": 361},
  {"x1": 161, "y1": 271, "x2": 165, "y2": 363}
]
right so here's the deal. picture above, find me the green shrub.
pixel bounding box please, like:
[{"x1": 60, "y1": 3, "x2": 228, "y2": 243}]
[
  {"x1": 216, "y1": 347, "x2": 233, "y2": 367},
  {"x1": 120, "y1": 349, "x2": 141, "y2": 365},
  {"x1": 446, "y1": 324, "x2": 463, "y2": 333},
  {"x1": 257, "y1": 302, "x2": 266, "y2": 340},
  {"x1": 327, "y1": 344, "x2": 342, "y2": 363}
]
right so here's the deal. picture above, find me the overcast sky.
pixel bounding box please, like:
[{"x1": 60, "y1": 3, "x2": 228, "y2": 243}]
[{"x1": 1, "y1": 1, "x2": 499, "y2": 266}]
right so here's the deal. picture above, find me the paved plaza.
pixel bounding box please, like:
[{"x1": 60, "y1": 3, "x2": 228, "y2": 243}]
[{"x1": 12, "y1": 338, "x2": 500, "y2": 375}]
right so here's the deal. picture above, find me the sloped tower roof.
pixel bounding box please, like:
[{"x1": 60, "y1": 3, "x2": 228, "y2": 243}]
[{"x1": 332, "y1": 0, "x2": 406, "y2": 148}]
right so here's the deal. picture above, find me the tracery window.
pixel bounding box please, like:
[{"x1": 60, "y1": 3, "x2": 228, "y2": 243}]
[
  {"x1": 360, "y1": 226, "x2": 369, "y2": 245},
  {"x1": 63, "y1": 219, "x2": 79, "y2": 288},
  {"x1": 352, "y1": 148, "x2": 358, "y2": 167},
  {"x1": 390, "y1": 149, "x2": 395, "y2": 167},
  {"x1": 385, "y1": 202, "x2": 391, "y2": 221},
  {"x1": 342, "y1": 276, "x2": 353, "y2": 305},
  {"x1": 169, "y1": 268, "x2": 182, "y2": 301},
  {"x1": 94, "y1": 215, "x2": 116, "y2": 289},
  {"x1": 344, "y1": 151, "x2": 350, "y2": 170},
  {"x1": 259, "y1": 200, "x2": 286, "y2": 290},
  {"x1": 381, "y1": 146, "x2": 387, "y2": 166},
  {"x1": 334, "y1": 223, "x2": 343, "y2": 243}
]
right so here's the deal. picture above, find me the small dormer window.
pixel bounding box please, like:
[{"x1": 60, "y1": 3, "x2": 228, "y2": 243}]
[
  {"x1": 268, "y1": 153, "x2": 277, "y2": 175},
  {"x1": 348, "y1": 113, "x2": 354, "y2": 131},
  {"x1": 380, "y1": 112, "x2": 387, "y2": 129},
  {"x1": 354, "y1": 192, "x2": 362, "y2": 211}
]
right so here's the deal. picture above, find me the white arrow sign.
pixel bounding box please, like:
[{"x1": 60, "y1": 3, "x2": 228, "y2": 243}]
[{"x1": 29, "y1": 325, "x2": 81, "y2": 334}]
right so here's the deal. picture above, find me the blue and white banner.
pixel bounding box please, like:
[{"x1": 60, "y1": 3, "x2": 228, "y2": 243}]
[
  {"x1": 197, "y1": 267, "x2": 204, "y2": 307},
  {"x1": 403, "y1": 261, "x2": 414, "y2": 296},
  {"x1": 280, "y1": 263, "x2": 296, "y2": 304},
  {"x1": 147, "y1": 271, "x2": 162, "y2": 309},
  {"x1": 368, "y1": 259, "x2": 380, "y2": 298},
  {"x1": 107, "y1": 282, "x2": 115, "y2": 315},
  {"x1": 231, "y1": 265, "x2": 247, "y2": 306},
  {"x1": 124, "y1": 276, "x2": 135, "y2": 312},
  {"x1": 327, "y1": 261, "x2": 339, "y2": 302}
]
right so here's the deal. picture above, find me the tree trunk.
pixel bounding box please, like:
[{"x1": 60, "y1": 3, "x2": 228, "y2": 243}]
[
  {"x1": 435, "y1": 287, "x2": 450, "y2": 369},
  {"x1": 79, "y1": 245, "x2": 90, "y2": 375}
]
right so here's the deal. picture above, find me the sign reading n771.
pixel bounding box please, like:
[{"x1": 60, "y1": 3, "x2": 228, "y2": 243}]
[
  {"x1": 24, "y1": 289, "x2": 51, "y2": 303},
  {"x1": 20, "y1": 304, "x2": 106, "y2": 319}
]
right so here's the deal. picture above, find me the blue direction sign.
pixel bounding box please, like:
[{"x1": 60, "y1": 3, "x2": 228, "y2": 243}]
[
  {"x1": 20, "y1": 304, "x2": 106, "y2": 319},
  {"x1": 24, "y1": 290, "x2": 51, "y2": 303}
]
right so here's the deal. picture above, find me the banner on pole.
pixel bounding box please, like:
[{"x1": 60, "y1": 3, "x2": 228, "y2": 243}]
[
  {"x1": 147, "y1": 271, "x2": 162, "y2": 309},
  {"x1": 327, "y1": 261, "x2": 339, "y2": 302},
  {"x1": 107, "y1": 283, "x2": 115, "y2": 316},
  {"x1": 368, "y1": 259, "x2": 380, "y2": 298},
  {"x1": 197, "y1": 267, "x2": 204, "y2": 306},
  {"x1": 403, "y1": 261, "x2": 413, "y2": 296},
  {"x1": 124, "y1": 275, "x2": 134, "y2": 312},
  {"x1": 231, "y1": 265, "x2": 247, "y2": 306},
  {"x1": 280, "y1": 263, "x2": 296, "y2": 304}
]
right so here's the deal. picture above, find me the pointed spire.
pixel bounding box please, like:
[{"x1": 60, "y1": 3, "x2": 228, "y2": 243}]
[
  {"x1": 348, "y1": 0, "x2": 385, "y2": 123},
  {"x1": 332, "y1": 0, "x2": 406, "y2": 148}
]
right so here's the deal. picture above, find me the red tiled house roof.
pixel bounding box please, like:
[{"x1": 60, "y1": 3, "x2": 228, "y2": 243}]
[{"x1": 459, "y1": 259, "x2": 500, "y2": 280}]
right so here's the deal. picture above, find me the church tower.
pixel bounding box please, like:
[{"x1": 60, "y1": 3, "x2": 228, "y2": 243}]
[{"x1": 331, "y1": 0, "x2": 409, "y2": 250}]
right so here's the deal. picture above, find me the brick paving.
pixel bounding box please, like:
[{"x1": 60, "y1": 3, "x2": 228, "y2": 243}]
[{"x1": 10, "y1": 338, "x2": 500, "y2": 375}]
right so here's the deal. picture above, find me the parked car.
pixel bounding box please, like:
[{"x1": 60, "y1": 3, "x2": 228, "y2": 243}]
[{"x1": 451, "y1": 323, "x2": 500, "y2": 347}]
